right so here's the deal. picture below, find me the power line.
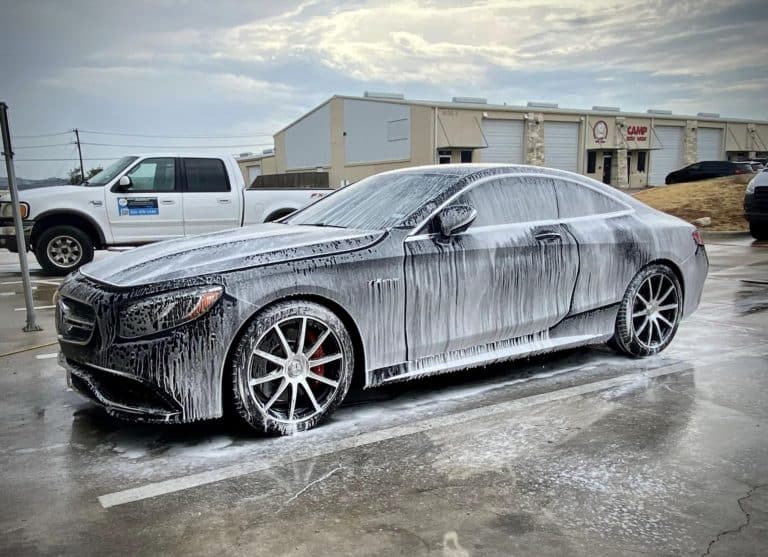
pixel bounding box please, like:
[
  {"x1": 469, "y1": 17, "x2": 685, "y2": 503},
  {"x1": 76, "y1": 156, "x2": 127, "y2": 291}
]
[
  {"x1": 79, "y1": 141, "x2": 273, "y2": 149},
  {"x1": 14, "y1": 143, "x2": 73, "y2": 149},
  {"x1": 13, "y1": 130, "x2": 72, "y2": 139},
  {"x1": 13, "y1": 157, "x2": 120, "y2": 162},
  {"x1": 79, "y1": 129, "x2": 274, "y2": 139}
]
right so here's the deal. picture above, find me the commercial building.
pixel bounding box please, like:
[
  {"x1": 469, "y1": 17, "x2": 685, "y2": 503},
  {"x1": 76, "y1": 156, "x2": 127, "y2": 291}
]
[
  {"x1": 271, "y1": 93, "x2": 768, "y2": 188},
  {"x1": 236, "y1": 149, "x2": 276, "y2": 186}
]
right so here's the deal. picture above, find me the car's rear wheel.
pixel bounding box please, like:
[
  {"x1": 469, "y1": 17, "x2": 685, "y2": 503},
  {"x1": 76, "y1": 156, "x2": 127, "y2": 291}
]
[
  {"x1": 230, "y1": 300, "x2": 354, "y2": 435},
  {"x1": 611, "y1": 264, "x2": 682, "y2": 358},
  {"x1": 749, "y1": 222, "x2": 768, "y2": 241}
]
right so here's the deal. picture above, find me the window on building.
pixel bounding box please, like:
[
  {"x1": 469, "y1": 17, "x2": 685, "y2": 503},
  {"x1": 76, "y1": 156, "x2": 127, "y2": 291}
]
[
  {"x1": 553, "y1": 179, "x2": 627, "y2": 218},
  {"x1": 587, "y1": 151, "x2": 597, "y2": 174},
  {"x1": 637, "y1": 151, "x2": 647, "y2": 172},
  {"x1": 460, "y1": 150, "x2": 473, "y2": 163},
  {"x1": 438, "y1": 150, "x2": 452, "y2": 164},
  {"x1": 183, "y1": 158, "x2": 230, "y2": 192},
  {"x1": 454, "y1": 176, "x2": 558, "y2": 226}
]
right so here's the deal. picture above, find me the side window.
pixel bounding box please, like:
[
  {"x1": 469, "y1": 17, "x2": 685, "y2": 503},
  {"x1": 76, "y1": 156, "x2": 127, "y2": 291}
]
[
  {"x1": 454, "y1": 177, "x2": 558, "y2": 226},
  {"x1": 553, "y1": 179, "x2": 627, "y2": 218},
  {"x1": 125, "y1": 158, "x2": 176, "y2": 192},
  {"x1": 183, "y1": 158, "x2": 230, "y2": 193},
  {"x1": 689, "y1": 163, "x2": 701, "y2": 171}
]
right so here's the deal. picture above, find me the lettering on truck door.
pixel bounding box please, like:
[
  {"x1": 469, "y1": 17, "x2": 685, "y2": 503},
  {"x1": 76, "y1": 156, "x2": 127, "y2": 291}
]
[{"x1": 105, "y1": 157, "x2": 184, "y2": 243}]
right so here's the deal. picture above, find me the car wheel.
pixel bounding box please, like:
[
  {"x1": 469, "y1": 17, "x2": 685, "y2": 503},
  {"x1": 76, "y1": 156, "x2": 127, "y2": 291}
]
[
  {"x1": 35, "y1": 225, "x2": 94, "y2": 275},
  {"x1": 230, "y1": 300, "x2": 354, "y2": 435},
  {"x1": 749, "y1": 222, "x2": 768, "y2": 241},
  {"x1": 611, "y1": 264, "x2": 682, "y2": 358}
]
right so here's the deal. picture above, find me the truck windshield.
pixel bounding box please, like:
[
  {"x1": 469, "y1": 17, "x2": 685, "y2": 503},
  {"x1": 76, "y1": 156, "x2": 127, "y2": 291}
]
[
  {"x1": 284, "y1": 172, "x2": 454, "y2": 230},
  {"x1": 84, "y1": 156, "x2": 139, "y2": 186}
]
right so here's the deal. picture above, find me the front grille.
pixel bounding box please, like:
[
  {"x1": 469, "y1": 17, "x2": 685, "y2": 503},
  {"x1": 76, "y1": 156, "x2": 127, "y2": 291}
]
[{"x1": 56, "y1": 296, "x2": 96, "y2": 344}]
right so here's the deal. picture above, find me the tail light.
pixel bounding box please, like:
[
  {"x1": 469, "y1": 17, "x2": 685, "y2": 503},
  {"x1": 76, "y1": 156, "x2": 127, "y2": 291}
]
[
  {"x1": 692, "y1": 230, "x2": 704, "y2": 247},
  {"x1": 735, "y1": 169, "x2": 743, "y2": 174}
]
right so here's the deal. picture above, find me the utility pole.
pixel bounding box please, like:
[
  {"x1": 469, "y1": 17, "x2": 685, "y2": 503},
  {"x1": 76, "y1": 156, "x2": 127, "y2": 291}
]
[
  {"x1": 74, "y1": 128, "x2": 84, "y2": 183},
  {"x1": 0, "y1": 102, "x2": 42, "y2": 332}
]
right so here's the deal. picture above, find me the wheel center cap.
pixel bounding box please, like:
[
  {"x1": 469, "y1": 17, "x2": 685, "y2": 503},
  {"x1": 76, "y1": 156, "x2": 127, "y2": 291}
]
[{"x1": 286, "y1": 358, "x2": 306, "y2": 378}]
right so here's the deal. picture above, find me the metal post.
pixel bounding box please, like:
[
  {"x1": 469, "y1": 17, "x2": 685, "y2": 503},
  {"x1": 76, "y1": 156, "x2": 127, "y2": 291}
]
[
  {"x1": 0, "y1": 102, "x2": 42, "y2": 332},
  {"x1": 74, "y1": 128, "x2": 84, "y2": 183}
]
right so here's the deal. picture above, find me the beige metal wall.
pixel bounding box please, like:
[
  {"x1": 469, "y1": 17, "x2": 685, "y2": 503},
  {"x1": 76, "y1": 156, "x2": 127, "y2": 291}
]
[{"x1": 273, "y1": 95, "x2": 766, "y2": 189}]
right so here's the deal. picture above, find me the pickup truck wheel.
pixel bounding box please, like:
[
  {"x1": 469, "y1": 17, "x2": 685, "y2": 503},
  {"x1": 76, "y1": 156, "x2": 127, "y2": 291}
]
[{"x1": 35, "y1": 225, "x2": 94, "y2": 275}]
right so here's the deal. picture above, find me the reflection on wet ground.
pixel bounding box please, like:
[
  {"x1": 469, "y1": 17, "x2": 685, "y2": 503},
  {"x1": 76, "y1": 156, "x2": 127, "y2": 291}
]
[{"x1": 1, "y1": 238, "x2": 768, "y2": 556}]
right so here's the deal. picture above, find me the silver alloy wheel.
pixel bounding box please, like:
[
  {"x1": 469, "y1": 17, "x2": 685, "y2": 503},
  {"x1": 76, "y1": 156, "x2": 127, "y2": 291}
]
[
  {"x1": 247, "y1": 316, "x2": 344, "y2": 425},
  {"x1": 46, "y1": 235, "x2": 83, "y2": 269},
  {"x1": 631, "y1": 273, "x2": 680, "y2": 349}
]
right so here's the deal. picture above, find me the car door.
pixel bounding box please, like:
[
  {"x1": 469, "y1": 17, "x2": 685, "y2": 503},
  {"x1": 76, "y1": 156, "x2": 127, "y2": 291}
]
[
  {"x1": 403, "y1": 175, "x2": 579, "y2": 361},
  {"x1": 181, "y1": 157, "x2": 241, "y2": 235},
  {"x1": 551, "y1": 178, "x2": 637, "y2": 315},
  {"x1": 106, "y1": 157, "x2": 183, "y2": 243}
]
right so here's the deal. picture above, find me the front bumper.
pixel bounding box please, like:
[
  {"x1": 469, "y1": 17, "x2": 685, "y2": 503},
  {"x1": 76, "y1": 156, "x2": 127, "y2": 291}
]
[
  {"x1": 56, "y1": 273, "x2": 240, "y2": 423},
  {"x1": 62, "y1": 354, "x2": 183, "y2": 422},
  {"x1": 744, "y1": 191, "x2": 768, "y2": 224},
  {"x1": 0, "y1": 218, "x2": 33, "y2": 252}
]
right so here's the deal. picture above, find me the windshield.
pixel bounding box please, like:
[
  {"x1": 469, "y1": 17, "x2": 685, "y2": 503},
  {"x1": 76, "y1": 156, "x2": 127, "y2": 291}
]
[
  {"x1": 285, "y1": 172, "x2": 455, "y2": 230},
  {"x1": 85, "y1": 156, "x2": 139, "y2": 186}
]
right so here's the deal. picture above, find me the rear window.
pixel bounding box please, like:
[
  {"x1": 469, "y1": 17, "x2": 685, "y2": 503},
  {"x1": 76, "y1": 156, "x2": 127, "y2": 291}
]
[
  {"x1": 736, "y1": 163, "x2": 754, "y2": 173},
  {"x1": 183, "y1": 158, "x2": 230, "y2": 192}
]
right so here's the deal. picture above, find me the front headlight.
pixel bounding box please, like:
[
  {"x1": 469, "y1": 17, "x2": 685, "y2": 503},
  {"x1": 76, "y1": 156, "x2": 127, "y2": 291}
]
[
  {"x1": 746, "y1": 179, "x2": 757, "y2": 194},
  {"x1": 0, "y1": 202, "x2": 29, "y2": 219},
  {"x1": 118, "y1": 285, "x2": 223, "y2": 339}
]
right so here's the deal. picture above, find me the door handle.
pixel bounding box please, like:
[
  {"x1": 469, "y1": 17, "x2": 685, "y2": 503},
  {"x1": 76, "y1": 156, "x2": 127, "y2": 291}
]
[
  {"x1": 217, "y1": 198, "x2": 232, "y2": 204},
  {"x1": 533, "y1": 230, "x2": 562, "y2": 242},
  {"x1": 160, "y1": 199, "x2": 176, "y2": 205}
]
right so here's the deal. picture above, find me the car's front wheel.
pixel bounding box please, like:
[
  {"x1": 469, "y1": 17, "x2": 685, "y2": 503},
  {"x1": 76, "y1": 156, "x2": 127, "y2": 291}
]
[
  {"x1": 611, "y1": 264, "x2": 683, "y2": 357},
  {"x1": 230, "y1": 300, "x2": 354, "y2": 435}
]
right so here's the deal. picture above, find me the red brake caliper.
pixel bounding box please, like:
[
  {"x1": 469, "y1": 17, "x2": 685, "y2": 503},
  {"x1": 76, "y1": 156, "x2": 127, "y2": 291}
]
[{"x1": 305, "y1": 330, "x2": 326, "y2": 382}]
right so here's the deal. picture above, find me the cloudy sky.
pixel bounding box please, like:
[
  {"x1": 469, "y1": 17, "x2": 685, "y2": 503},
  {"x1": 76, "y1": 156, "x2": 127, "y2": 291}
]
[{"x1": 1, "y1": 0, "x2": 767, "y2": 179}]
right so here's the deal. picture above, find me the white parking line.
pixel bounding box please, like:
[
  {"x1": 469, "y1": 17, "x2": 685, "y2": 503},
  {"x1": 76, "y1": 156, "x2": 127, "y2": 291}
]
[
  {"x1": 14, "y1": 305, "x2": 55, "y2": 312},
  {"x1": 97, "y1": 360, "x2": 696, "y2": 509},
  {"x1": 35, "y1": 353, "x2": 59, "y2": 360}
]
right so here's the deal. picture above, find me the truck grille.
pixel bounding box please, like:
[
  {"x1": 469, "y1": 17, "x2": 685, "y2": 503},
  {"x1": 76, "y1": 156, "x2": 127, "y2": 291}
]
[
  {"x1": 56, "y1": 296, "x2": 96, "y2": 345},
  {"x1": 752, "y1": 187, "x2": 768, "y2": 212}
]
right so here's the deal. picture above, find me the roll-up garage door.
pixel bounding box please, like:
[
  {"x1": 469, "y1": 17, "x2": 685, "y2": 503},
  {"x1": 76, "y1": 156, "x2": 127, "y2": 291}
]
[
  {"x1": 649, "y1": 126, "x2": 684, "y2": 185},
  {"x1": 481, "y1": 120, "x2": 524, "y2": 163},
  {"x1": 544, "y1": 122, "x2": 579, "y2": 173},
  {"x1": 697, "y1": 128, "x2": 723, "y2": 162}
]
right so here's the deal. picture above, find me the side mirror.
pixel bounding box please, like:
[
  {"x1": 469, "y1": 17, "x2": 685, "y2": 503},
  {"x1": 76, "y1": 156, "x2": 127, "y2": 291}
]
[
  {"x1": 435, "y1": 204, "x2": 477, "y2": 241},
  {"x1": 117, "y1": 175, "x2": 132, "y2": 191}
]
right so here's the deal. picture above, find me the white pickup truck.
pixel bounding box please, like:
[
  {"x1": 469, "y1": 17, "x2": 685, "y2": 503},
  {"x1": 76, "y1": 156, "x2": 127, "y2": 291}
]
[{"x1": 0, "y1": 153, "x2": 330, "y2": 274}]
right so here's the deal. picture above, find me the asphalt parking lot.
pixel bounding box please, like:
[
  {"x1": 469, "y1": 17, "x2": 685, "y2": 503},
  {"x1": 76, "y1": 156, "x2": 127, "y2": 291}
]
[{"x1": 1, "y1": 235, "x2": 767, "y2": 556}]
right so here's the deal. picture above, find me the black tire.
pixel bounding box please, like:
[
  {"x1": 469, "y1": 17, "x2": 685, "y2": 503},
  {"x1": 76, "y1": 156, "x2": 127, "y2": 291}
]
[
  {"x1": 611, "y1": 264, "x2": 683, "y2": 358},
  {"x1": 749, "y1": 222, "x2": 768, "y2": 241},
  {"x1": 34, "y1": 225, "x2": 94, "y2": 275},
  {"x1": 264, "y1": 209, "x2": 296, "y2": 222},
  {"x1": 230, "y1": 300, "x2": 354, "y2": 435}
]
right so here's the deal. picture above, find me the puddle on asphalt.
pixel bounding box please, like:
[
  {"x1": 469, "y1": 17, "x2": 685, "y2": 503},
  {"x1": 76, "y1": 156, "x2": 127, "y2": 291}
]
[{"x1": 734, "y1": 280, "x2": 768, "y2": 316}]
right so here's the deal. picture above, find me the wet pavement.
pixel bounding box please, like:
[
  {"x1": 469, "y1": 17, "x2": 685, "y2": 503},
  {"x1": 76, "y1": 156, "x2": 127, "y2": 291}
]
[{"x1": 1, "y1": 235, "x2": 767, "y2": 556}]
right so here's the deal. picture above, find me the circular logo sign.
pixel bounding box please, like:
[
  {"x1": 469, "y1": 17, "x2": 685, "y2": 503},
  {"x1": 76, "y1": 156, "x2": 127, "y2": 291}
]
[
  {"x1": 593, "y1": 120, "x2": 608, "y2": 144},
  {"x1": 118, "y1": 198, "x2": 128, "y2": 207}
]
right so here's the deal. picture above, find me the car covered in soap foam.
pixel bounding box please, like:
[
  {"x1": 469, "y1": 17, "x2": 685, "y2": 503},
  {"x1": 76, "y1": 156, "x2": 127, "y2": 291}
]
[{"x1": 56, "y1": 164, "x2": 708, "y2": 434}]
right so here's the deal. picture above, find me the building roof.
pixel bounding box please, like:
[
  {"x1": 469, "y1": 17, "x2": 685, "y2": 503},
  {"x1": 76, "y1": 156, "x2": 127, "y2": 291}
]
[{"x1": 274, "y1": 93, "x2": 768, "y2": 136}]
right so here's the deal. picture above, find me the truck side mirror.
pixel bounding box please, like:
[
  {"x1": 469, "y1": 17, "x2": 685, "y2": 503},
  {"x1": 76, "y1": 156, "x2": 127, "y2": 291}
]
[{"x1": 117, "y1": 175, "x2": 132, "y2": 191}]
